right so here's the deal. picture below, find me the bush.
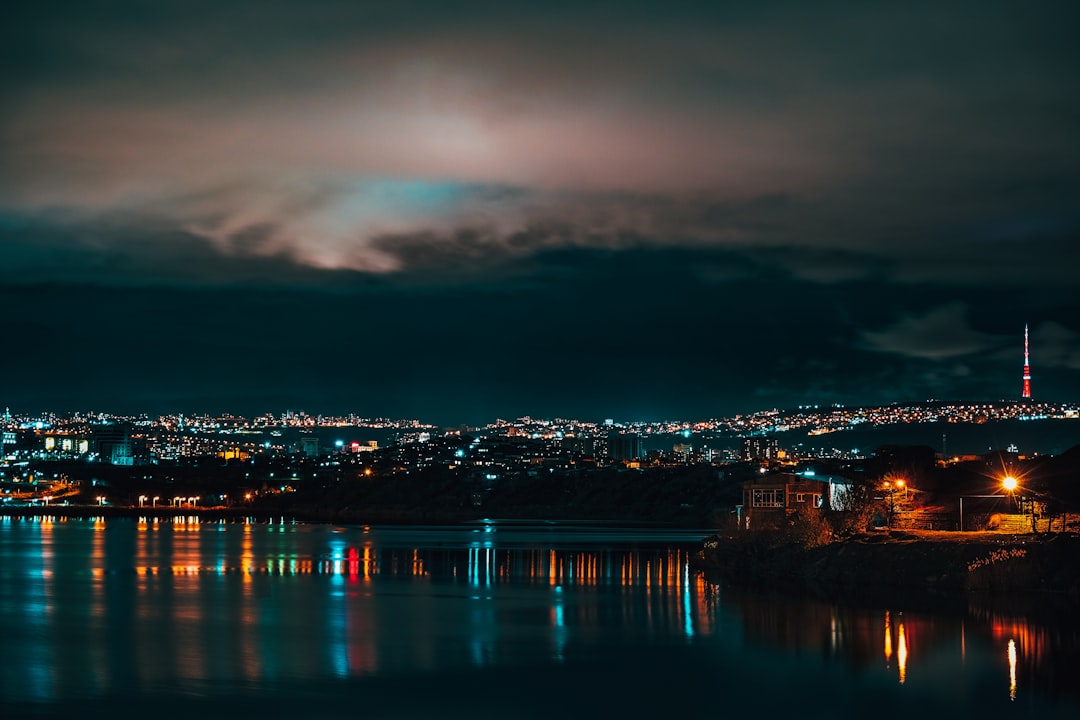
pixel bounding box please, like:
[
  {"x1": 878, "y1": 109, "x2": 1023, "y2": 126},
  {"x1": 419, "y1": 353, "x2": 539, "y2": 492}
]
[{"x1": 785, "y1": 509, "x2": 835, "y2": 549}]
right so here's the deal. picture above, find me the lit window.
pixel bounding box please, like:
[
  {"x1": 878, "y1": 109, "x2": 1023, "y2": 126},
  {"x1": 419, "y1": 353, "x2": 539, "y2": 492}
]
[{"x1": 751, "y1": 488, "x2": 784, "y2": 507}]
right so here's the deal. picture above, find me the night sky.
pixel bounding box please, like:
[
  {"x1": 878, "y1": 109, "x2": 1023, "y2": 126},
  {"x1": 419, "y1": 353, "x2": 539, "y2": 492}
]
[{"x1": 3, "y1": 1, "x2": 1078, "y2": 425}]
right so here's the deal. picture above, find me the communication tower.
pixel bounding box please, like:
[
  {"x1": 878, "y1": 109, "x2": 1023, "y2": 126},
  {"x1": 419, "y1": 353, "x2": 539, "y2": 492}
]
[{"x1": 1022, "y1": 324, "x2": 1032, "y2": 400}]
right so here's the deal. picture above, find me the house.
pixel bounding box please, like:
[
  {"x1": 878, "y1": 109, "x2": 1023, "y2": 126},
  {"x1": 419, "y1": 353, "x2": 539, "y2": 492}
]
[{"x1": 739, "y1": 472, "x2": 852, "y2": 530}]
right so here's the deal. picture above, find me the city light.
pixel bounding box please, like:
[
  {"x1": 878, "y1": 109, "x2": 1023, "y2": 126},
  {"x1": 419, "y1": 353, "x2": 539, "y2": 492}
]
[{"x1": 1003, "y1": 476, "x2": 1018, "y2": 492}]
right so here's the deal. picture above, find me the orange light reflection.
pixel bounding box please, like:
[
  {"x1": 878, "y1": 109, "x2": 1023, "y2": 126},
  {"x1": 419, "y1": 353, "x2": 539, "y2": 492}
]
[
  {"x1": 1008, "y1": 638, "x2": 1017, "y2": 701},
  {"x1": 897, "y1": 622, "x2": 908, "y2": 685},
  {"x1": 884, "y1": 611, "x2": 893, "y2": 665}
]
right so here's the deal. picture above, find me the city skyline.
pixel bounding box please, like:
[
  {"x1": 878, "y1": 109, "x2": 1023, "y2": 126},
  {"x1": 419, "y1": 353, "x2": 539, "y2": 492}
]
[
  {"x1": 5, "y1": 396, "x2": 1076, "y2": 436},
  {"x1": 5, "y1": 398, "x2": 1080, "y2": 478},
  {"x1": 3, "y1": 1, "x2": 1079, "y2": 425}
]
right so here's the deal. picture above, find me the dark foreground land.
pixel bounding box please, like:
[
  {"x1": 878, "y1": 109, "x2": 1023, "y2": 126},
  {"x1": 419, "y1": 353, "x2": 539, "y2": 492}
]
[{"x1": 693, "y1": 529, "x2": 1080, "y2": 602}]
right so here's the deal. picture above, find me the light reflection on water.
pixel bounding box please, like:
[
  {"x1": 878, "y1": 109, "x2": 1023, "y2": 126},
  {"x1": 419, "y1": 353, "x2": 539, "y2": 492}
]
[
  {"x1": 1, "y1": 515, "x2": 1078, "y2": 719},
  {"x1": 0, "y1": 516, "x2": 712, "y2": 699}
]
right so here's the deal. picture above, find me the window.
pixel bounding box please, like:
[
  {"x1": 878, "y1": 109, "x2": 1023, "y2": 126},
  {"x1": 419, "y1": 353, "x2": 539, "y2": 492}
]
[
  {"x1": 813, "y1": 494, "x2": 823, "y2": 508},
  {"x1": 796, "y1": 493, "x2": 805, "y2": 503},
  {"x1": 752, "y1": 488, "x2": 785, "y2": 507}
]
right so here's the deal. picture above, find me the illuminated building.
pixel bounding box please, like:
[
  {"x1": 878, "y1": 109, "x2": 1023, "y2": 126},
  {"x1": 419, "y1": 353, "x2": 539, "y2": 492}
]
[
  {"x1": 92, "y1": 422, "x2": 144, "y2": 465},
  {"x1": 740, "y1": 473, "x2": 830, "y2": 529},
  {"x1": 740, "y1": 436, "x2": 780, "y2": 462},
  {"x1": 41, "y1": 432, "x2": 92, "y2": 457}
]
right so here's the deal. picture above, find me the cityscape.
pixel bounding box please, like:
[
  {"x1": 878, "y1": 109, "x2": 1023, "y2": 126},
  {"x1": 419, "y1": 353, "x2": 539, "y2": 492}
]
[
  {"x1": 2, "y1": 398, "x2": 1078, "y2": 470},
  {"x1": 4, "y1": 2, "x2": 1080, "y2": 717},
  {"x1": 3, "y1": 396, "x2": 1078, "y2": 526}
]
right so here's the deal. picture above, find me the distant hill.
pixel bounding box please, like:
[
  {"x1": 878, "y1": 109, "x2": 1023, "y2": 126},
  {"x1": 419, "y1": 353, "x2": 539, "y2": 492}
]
[
  {"x1": 643, "y1": 418, "x2": 1080, "y2": 458},
  {"x1": 776, "y1": 418, "x2": 1080, "y2": 458}
]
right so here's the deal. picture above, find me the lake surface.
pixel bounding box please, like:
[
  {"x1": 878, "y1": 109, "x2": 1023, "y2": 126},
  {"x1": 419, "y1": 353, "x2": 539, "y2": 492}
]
[{"x1": 1, "y1": 516, "x2": 1078, "y2": 719}]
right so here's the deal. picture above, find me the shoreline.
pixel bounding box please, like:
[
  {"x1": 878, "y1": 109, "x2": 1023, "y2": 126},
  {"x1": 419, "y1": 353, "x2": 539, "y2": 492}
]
[
  {"x1": 692, "y1": 529, "x2": 1080, "y2": 600},
  {"x1": 0, "y1": 505, "x2": 713, "y2": 531}
]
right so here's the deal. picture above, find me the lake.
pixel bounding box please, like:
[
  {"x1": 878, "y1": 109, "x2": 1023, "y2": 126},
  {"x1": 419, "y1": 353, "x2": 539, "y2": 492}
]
[{"x1": 1, "y1": 515, "x2": 1078, "y2": 718}]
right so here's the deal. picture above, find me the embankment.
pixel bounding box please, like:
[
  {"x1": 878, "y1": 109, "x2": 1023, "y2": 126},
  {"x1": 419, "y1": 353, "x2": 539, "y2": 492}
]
[{"x1": 692, "y1": 530, "x2": 1080, "y2": 600}]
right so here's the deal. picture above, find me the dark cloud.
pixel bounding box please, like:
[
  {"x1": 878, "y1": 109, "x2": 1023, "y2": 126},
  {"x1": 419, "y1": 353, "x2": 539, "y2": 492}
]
[
  {"x1": 0, "y1": 212, "x2": 336, "y2": 288},
  {"x1": 0, "y1": 242, "x2": 1063, "y2": 422},
  {"x1": 859, "y1": 303, "x2": 1002, "y2": 360},
  {"x1": 1035, "y1": 322, "x2": 1080, "y2": 371}
]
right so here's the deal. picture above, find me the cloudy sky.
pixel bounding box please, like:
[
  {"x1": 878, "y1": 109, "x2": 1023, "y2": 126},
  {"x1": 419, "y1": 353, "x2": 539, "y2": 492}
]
[{"x1": 2, "y1": 0, "x2": 1078, "y2": 424}]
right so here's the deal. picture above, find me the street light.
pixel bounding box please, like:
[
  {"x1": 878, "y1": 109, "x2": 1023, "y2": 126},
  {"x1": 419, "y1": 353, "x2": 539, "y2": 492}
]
[
  {"x1": 1002, "y1": 475, "x2": 1019, "y2": 513},
  {"x1": 882, "y1": 477, "x2": 908, "y2": 528},
  {"x1": 960, "y1": 475, "x2": 1025, "y2": 531},
  {"x1": 883, "y1": 481, "x2": 897, "y2": 528},
  {"x1": 1002, "y1": 474, "x2": 1040, "y2": 533},
  {"x1": 138, "y1": 495, "x2": 148, "y2": 507},
  {"x1": 152, "y1": 496, "x2": 159, "y2": 507}
]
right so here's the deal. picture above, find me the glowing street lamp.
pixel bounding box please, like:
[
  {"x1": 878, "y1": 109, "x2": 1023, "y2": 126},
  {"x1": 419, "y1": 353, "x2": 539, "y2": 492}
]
[
  {"x1": 138, "y1": 495, "x2": 148, "y2": 507},
  {"x1": 883, "y1": 478, "x2": 906, "y2": 528},
  {"x1": 152, "y1": 496, "x2": 160, "y2": 507},
  {"x1": 1001, "y1": 474, "x2": 1038, "y2": 531},
  {"x1": 1002, "y1": 475, "x2": 1020, "y2": 513}
]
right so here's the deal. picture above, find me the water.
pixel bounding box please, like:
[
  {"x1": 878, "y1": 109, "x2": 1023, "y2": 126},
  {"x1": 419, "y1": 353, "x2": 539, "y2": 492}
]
[{"x1": 1, "y1": 516, "x2": 1077, "y2": 719}]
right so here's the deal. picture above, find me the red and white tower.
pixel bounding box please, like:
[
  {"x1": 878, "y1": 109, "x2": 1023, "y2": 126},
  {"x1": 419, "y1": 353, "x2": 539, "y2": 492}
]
[{"x1": 1022, "y1": 324, "x2": 1032, "y2": 399}]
